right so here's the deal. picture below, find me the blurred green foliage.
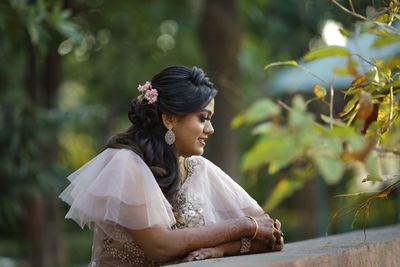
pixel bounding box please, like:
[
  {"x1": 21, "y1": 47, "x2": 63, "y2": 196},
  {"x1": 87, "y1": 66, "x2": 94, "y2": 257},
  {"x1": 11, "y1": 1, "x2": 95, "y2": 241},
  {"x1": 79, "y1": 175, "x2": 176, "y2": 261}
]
[
  {"x1": 236, "y1": 0, "x2": 400, "y2": 228},
  {"x1": 0, "y1": 0, "x2": 398, "y2": 265},
  {"x1": 0, "y1": 0, "x2": 84, "y2": 233}
]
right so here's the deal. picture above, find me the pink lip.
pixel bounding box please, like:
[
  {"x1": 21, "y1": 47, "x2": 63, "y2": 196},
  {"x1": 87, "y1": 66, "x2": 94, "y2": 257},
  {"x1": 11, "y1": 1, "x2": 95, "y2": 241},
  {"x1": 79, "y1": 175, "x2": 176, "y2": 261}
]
[{"x1": 198, "y1": 138, "x2": 207, "y2": 146}]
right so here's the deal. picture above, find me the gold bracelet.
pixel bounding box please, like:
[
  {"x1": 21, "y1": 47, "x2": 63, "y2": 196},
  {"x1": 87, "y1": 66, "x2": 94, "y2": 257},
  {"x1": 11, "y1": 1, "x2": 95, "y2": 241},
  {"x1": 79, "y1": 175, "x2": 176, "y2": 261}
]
[{"x1": 245, "y1": 215, "x2": 259, "y2": 240}]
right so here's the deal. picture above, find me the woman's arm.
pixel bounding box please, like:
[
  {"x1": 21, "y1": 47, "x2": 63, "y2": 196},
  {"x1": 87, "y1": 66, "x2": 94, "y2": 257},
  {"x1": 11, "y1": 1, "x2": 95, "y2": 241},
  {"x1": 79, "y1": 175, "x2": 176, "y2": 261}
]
[
  {"x1": 184, "y1": 219, "x2": 284, "y2": 261},
  {"x1": 215, "y1": 234, "x2": 284, "y2": 257},
  {"x1": 128, "y1": 214, "x2": 280, "y2": 263},
  {"x1": 184, "y1": 237, "x2": 284, "y2": 261}
]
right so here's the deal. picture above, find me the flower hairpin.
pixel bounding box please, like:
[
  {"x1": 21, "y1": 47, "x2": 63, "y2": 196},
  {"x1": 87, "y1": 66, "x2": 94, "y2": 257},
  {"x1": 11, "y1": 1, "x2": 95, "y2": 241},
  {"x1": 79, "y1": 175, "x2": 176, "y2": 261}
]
[{"x1": 137, "y1": 81, "x2": 158, "y2": 104}]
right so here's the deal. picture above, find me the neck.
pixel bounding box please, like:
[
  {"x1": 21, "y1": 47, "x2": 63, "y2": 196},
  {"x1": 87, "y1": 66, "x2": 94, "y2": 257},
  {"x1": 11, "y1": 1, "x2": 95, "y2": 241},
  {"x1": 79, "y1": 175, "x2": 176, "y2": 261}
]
[{"x1": 178, "y1": 156, "x2": 188, "y2": 184}]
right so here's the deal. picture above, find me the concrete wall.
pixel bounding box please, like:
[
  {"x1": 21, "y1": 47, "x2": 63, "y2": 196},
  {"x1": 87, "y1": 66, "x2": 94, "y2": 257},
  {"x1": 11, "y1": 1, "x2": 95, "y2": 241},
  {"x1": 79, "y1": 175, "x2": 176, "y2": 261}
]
[{"x1": 169, "y1": 224, "x2": 400, "y2": 267}]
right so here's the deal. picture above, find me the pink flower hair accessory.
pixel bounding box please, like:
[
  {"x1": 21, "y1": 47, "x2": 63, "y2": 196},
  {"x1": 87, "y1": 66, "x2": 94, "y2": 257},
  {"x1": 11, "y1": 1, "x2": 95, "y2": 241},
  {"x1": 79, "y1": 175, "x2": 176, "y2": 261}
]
[{"x1": 137, "y1": 81, "x2": 158, "y2": 104}]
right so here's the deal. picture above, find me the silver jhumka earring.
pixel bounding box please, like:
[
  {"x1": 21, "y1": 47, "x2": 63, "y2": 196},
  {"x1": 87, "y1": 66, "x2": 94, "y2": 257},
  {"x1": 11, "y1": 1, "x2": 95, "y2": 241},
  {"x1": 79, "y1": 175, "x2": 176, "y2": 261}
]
[{"x1": 165, "y1": 127, "x2": 175, "y2": 145}]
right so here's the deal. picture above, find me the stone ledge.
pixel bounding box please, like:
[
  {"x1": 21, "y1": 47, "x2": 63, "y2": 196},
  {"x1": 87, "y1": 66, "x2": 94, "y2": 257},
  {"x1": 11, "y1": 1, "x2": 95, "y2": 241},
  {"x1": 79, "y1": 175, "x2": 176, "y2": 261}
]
[{"x1": 169, "y1": 224, "x2": 400, "y2": 267}]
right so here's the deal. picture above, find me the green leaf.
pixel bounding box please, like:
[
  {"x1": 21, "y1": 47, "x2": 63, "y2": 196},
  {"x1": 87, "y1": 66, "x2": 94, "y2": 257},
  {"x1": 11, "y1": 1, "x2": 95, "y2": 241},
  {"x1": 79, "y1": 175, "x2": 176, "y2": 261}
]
[
  {"x1": 288, "y1": 96, "x2": 315, "y2": 131},
  {"x1": 57, "y1": 21, "x2": 81, "y2": 40},
  {"x1": 339, "y1": 27, "x2": 351, "y2": 37},
  {"x1": 231, "y1": 99, "x2": 280, "y2": 128},
  {"x1": 263, "y1": 178, "x2": 304, "y2": 212},
  {"x1": 320, "y1": 114, "x2": 345, "y2": 126},
  {"x1": 303, "y1": 46, "x2": 350, "y2": 62},
  {"x1": 242, "y1": 133, "x2": 304, "y2": 174},
  {"x1": 291, "y1": 95, "x2": 307, "y2": 111},
  {"x1": 340, "y1": 95, "x2": 358, "y2": 117},
  {"x1": 264, "y1": 60, "x2": 298, "y2": 71},
  {"x1": 365, "y1": 152, "x2": 380, "y2": 179},
  {"x1": 327, "y1": 125, "x2": 358, "y2": 138},
  {"x1": 313, "y1": 155, "x2": 344, "y2": 185},
  {"x1": 251, "y1": 122, "x2": 275, "y2": 135}
]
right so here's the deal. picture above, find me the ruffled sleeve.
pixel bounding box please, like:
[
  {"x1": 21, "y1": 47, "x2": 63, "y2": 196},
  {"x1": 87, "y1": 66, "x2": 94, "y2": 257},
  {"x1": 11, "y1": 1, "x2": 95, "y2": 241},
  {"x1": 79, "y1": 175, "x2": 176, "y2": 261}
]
[
  {"x1": 59, "y1": 148, "x2": 176, "y2": 231},
  {"x1": 186, "y1": 157, "x2": 264, "y2": 224}
]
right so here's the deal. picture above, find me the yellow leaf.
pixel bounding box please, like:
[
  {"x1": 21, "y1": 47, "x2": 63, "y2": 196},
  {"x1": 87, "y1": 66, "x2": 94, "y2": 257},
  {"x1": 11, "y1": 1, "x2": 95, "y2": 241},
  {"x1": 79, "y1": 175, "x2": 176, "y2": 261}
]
[
  {"x1": 351, "y1": 76, "x2": 368, "y2": 88},
  {"x1": 372, "y1": 35, "x2": 400, "y2": 48},
  {"x1": 313, "y1": 84, "x2": 326, "y2": 99},
  {"x1": 264, "y1": 60, "x2": 298, "y2": 71},
  {"x1": 377, "y1": 190, "x2": 390, "y2": 199},
  {"x1": 339, "y1": 27, "x2": 350, "y2": 37},
  {"x1": 334, "y1": 67, "x2": 352, "y2": 76}
]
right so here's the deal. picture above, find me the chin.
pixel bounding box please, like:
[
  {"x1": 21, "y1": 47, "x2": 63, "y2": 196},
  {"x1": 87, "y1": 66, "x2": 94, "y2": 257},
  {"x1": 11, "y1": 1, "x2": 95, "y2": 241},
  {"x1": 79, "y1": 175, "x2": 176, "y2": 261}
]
[
  {"x1": 190, "y1": 148, "x2": 204, "y2": 156},
  {"x1": 178, "y1": 144, "x2": 204, "y2": 157}
]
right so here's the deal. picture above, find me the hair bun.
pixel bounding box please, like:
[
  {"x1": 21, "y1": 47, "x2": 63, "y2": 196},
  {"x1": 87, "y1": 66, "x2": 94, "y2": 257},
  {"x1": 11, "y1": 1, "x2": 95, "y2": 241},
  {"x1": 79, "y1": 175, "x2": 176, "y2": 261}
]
[
  {"x1": 128, "y1": 100, "x2": 160, "y2": 131},
  {"x1": 190, "y1": 66, "x2": 213, "y2": 87}
]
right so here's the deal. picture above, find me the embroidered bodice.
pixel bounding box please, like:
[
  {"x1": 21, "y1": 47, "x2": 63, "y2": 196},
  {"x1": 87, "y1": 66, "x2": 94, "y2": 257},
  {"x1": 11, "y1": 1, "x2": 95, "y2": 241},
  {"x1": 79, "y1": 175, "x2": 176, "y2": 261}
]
[
  {"x1": 90, "y1": 157, "x2": 203, "y2": 267},
  {"x1": 60, "y1": 148, "x2": 264, "y2": 267}
]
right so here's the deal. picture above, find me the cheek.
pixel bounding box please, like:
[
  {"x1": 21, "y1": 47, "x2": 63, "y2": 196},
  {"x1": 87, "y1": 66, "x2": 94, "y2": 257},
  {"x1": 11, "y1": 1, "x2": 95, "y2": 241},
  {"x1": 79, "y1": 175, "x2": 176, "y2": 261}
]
[
  {"x1": 186, "y1": 120, "x2": 203, "y2": 133},
  {"x1": 177, "y1": 120, "x2": 203, "y2": 141}
]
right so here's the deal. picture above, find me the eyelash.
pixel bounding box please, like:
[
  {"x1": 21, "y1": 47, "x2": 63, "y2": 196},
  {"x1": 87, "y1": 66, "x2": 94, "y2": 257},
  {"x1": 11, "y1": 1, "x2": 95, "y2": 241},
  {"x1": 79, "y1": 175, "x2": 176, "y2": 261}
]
[{"x1": 200, "y1": 116, "x2": 211, "y2": 122}]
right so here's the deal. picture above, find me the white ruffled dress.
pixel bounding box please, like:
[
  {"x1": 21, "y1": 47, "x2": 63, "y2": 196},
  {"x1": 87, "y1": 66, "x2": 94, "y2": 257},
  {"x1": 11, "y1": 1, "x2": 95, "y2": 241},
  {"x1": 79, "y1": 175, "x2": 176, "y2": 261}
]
[{"x1": 60, "y1": 148, "x2": 264, "y2": 266}]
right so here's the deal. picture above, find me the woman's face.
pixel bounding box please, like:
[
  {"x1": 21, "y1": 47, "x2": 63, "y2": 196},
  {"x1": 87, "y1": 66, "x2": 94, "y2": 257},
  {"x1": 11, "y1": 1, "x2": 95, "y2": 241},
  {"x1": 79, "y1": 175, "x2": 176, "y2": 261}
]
[{"x1": 171, "y1": 99, "x2": 215, "y2": 157}]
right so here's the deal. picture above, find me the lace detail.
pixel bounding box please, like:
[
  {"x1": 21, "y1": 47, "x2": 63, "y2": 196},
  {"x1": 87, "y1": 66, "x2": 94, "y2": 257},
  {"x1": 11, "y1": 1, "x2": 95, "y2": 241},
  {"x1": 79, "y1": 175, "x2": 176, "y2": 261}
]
[
  {"x1": 172, "y1": 157, "x2": 205, "y2": 229},
  {"x1": 90, "y1": 157, "x2": 205, "y2": 266},
  {"x1": 186, "y1": 157, "x2": 196, "y2": 177}
]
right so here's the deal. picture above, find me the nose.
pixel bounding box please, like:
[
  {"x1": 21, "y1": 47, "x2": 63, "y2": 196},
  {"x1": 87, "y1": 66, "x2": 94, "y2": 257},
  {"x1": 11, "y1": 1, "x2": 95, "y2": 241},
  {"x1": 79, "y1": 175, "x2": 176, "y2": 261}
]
[{"x1": 204, "y1": 120, "x2": 214, "y2": 135}]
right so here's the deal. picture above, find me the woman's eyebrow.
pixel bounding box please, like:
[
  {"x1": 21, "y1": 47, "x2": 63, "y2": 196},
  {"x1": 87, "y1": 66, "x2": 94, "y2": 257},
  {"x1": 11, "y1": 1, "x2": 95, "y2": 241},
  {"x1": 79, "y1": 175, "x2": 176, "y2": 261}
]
[{"x1": 201, "y1": 109, "x2": 213, "y2": 115}]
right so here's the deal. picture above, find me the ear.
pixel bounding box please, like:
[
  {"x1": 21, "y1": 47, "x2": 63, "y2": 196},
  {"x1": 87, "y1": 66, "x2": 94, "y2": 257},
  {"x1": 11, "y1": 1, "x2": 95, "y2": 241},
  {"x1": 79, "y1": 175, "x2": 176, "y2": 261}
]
[{"x1": 161, "y1": 113, "x2": 176, "y2": 129}]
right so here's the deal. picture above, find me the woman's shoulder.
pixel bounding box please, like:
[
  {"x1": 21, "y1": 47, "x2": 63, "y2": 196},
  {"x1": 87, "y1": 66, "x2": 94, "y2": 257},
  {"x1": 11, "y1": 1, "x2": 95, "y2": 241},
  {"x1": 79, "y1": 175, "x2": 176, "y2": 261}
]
[
  {"x1": 98, "y1": 147, "x2": 146, "y2": 165},
  {"x1": 102, "y1": 147, "x2": 140, "y2": 158},
  {"x1": 60, "y1": 147, "x2": 176, "y2": 230},
  {"x1": 66, "y1": 148, "x2": 149, "y2": 181},
  {"x1": 190, "y1": 155, "x2": 218, "y2": 169},
  {"x1": 190, "y1": 155, "x2": 209, "y2": 164},
  {"x1": 189, "y1": 156, "x2": 226, "y2": 178}
]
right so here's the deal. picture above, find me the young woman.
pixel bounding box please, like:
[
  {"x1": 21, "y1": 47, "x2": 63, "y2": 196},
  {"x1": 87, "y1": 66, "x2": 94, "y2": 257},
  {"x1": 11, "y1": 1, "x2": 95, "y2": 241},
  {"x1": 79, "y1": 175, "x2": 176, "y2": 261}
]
[{"x1": 60, "y1": 66, "x2": 284, "y2": 266}]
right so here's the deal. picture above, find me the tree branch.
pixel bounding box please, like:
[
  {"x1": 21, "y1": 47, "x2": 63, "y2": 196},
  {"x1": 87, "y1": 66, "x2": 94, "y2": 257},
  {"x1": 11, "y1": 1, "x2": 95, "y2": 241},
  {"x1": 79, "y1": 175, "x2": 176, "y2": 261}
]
[{"x1": 331, "y1": 0, "x2": 367, "y2": 20}]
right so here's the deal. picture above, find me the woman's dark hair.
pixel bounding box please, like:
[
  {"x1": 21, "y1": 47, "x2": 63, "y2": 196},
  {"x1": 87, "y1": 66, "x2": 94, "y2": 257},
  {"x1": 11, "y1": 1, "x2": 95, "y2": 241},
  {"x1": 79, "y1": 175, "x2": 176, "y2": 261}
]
[{"x1": 106, "y1": 65, "x2": 218, "y2": 200}]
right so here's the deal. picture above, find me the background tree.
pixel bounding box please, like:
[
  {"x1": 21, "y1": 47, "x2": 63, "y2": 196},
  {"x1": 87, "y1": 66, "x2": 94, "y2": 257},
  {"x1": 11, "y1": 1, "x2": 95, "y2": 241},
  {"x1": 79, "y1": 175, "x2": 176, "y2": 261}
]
[
  {"x1": 0, "y1": 1, "x2": 84, "y2": 266},
  {"x1": 0, "y1": 0, "x2": 397, "y2": 266},
  {"x1": 199, "y1": 0, "x2": 242, "y2": 177}
]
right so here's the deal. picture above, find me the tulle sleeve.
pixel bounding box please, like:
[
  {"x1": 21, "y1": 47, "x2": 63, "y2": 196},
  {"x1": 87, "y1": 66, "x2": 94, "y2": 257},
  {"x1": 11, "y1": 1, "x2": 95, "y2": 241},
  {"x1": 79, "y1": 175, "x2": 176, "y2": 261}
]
[
  {"x1": 187, "y1": 157, "x2": 265, "y2": 224},
  {"x1": 59, "y1": 148, "x2": 176, "y2": 231}
]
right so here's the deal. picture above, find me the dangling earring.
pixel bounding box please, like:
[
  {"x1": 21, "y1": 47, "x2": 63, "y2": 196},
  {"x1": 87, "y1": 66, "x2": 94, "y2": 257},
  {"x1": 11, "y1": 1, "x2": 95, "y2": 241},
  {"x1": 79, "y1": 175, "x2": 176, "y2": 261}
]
[{"x1": 165, "y1": 126, "x2": 175, "y2": 145}]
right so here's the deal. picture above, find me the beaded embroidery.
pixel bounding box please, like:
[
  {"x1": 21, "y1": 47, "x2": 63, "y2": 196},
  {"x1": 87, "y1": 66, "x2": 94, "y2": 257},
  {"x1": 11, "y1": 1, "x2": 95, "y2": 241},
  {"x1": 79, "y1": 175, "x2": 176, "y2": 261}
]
[
  {"x1": 172, "y1": 157, "x2": 204, "y2": 229},
  {"x1": 90, "y1": 157, "x2": 204, "y2": 266}
]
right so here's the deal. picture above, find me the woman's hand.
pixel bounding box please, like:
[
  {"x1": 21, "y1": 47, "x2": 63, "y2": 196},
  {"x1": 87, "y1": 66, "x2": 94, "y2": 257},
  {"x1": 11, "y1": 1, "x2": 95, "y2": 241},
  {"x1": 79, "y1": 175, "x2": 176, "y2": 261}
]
[
  {"x1": 183, "y1": 217, "x2": 284, "y2": 261},
  {"x1": 253, "y1": 215, "x2": 281, "y2": 241},
  {"x1": 184, "y1": 247, "x2": 224, "y2": 261},
  {"x1": 252, "y1": 215, "x2": 284, "y2": 251},
  {"x1": 273, "y1": 218, "x2": 284, "y2": 251}
]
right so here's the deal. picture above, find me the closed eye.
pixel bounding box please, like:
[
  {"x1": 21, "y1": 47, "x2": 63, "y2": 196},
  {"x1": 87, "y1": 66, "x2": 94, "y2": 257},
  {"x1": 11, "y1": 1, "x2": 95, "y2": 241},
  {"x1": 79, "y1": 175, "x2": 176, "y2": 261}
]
[{"x1": 200, "y1": 116, "x2": 211, "y2": 122}]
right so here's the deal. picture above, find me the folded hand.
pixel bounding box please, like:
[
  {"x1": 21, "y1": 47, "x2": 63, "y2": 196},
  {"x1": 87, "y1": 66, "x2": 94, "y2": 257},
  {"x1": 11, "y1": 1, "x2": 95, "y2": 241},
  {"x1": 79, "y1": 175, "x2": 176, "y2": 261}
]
[{"x1": 254, "y1": 215, "x2": 284, "y2": 251}]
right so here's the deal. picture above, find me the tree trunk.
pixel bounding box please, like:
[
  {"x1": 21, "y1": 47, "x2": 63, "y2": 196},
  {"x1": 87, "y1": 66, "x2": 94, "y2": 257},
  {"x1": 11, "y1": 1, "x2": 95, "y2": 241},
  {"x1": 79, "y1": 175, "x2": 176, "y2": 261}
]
[
  {"x1": 24, "y1": 188, "x2": 64, "y2": 267},
  {"x1": 24, "y1": 33, "x2": 64, "y2": 267},
  {"x1": 198, "y1": 0, "x2": 242, "y2": 179},
  {"x1": 24, "y1": 188, "x2": 46, "y2": 267}
]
